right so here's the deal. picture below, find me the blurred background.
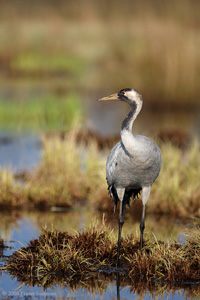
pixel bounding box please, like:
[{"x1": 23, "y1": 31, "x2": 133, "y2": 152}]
[{"x1": 0, "y1": 0, "x2": 199, "y2": 136}]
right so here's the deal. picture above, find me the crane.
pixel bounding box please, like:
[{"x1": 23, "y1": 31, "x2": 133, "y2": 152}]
[{"x1": 98, "y1": 88, "x2": 162, "y2": 268}]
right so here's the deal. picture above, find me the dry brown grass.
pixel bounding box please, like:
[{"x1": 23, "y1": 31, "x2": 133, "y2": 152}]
[
  {"x1": 0, "y1": 133, "x2": 88, "y2": 209},
  {"x1": 4, "y1": 224, "x2": 200, "y2": 291},
  {"x1": 0, "y1": 133, "x2": 199, "y2": 219},
  {"x1": 26, "y1": 134, "x2": 88, "y2": 208},
  {"x1": 0, "y1": 170, "x2": 25, "y2": 208},
  {"x1": 150, "y1": 140, "x2": 200, "y2": 218}
]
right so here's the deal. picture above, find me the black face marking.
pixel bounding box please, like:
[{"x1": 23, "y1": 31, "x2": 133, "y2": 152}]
[
  {"x1": 118, "y1": 94, "x2": 128, "y2": 101},
  {"x1": 118, "y1": 88, "x2": 143, "y2": 103},
  {"x1": 118, "y1": 88, "x2": 132, "y2": 101}
]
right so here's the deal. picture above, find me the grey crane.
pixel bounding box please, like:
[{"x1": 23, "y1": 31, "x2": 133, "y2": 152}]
[{"x1": 98, "y1": 88, "x2": 162, "y2": 268}]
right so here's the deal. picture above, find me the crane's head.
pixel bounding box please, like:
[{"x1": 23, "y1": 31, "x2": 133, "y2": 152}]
[{"x1": 98, "y1": 88, "x2": 143, "y2": 107}]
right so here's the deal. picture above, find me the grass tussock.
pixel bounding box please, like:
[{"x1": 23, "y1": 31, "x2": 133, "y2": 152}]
[
  {"x1": 4, "y1": 225, "x2": 200, "y2": 289},
  {"x1": 0, "y1": 133, "x2": 199, "y2": 218},
  {"x1": 0, "y1": 133, "x2": 89, "y2": 209},
  {"x1": 0, "y1": 135, "x2": 81, "y2": 208},
  {"x1": 151, "y1": 140, "x2": 200, "y2": 218},
  {"x1": 25, "y1": 134, "x2": 88, "y2": 208},
  {"x1": 0, "y1": 169, "x2": 26, "y2": 208}
]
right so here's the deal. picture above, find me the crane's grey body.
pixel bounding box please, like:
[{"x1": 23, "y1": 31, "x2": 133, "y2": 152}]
[
  {"x1": 107, "y1": 136, "x2": 161, "y2": 190},
  {"x1": 98, "y1": 88, "x2": 161, "y2": 268}
]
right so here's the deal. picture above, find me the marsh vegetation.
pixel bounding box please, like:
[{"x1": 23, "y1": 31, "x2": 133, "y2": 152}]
[
  {"x1": 0, "y1": 132, "x2": 199, "y2": 220},
  {"x1": 0, "y1": 0, "x2": 200, "y2": 298},
  {"x1": 4, "y1": 224, "x2": 200, "y2": 298}
]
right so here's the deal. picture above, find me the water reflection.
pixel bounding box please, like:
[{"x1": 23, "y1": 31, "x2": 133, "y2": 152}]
[
  {"x1": 1, "y1": 263, "x2": 198, "y2": 300},
  {"x1": 0, "y1": 208, "x2": 190, "y2": 250}
]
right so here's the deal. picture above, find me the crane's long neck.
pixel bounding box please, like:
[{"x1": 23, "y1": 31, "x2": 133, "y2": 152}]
[{"x1": 121, "y1": 102, "x2": 142, "y2": 154}]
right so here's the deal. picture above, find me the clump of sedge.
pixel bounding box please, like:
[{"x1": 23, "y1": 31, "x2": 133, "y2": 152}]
[{"x1": 4, "y1": 225, "x2": 200, "y2": 288}]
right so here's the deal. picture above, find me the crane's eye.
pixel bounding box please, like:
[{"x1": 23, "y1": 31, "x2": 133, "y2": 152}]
[{"x1": 121, "y1": 91, "x2": 125, "y2": 95}]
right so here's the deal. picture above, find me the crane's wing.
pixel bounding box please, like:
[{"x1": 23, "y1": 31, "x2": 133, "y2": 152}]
[
  {"x1": 106, "y1": 142, "x2": 121, "y2": 184},
  {"x1": 106, "y1": 141, "x2": 142, "y2": 213}
]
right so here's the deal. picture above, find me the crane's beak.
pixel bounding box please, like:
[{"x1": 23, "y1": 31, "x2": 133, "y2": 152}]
[{"x1": 98, "y1": 93, "x2": 119, "y2": 101}]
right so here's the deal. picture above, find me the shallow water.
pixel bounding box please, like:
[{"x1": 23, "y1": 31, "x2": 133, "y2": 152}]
[
  {"x1": 0, "y1": 130, "x2": 199, "y2": 299},
  {"x1": 0, "y1": 209, "x2": 198, "y2": 300},
  {"x1": 0, "y1": 131, "x2": 41, "y2": 172},
  {"x1": 0, "y1": 274, "x2": 194, "y2": 300}
]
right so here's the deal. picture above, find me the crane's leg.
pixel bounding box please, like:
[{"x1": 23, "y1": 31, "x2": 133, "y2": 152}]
[
  {"x1": 140, "y1": 186, "x2": 151, "y2": 251},
  {"x1": 140, "y1": 204, "x2": 145, "y2": 251},
  {"x1": 116, "y1": 188, "x2": 125, "y2": 268}
]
